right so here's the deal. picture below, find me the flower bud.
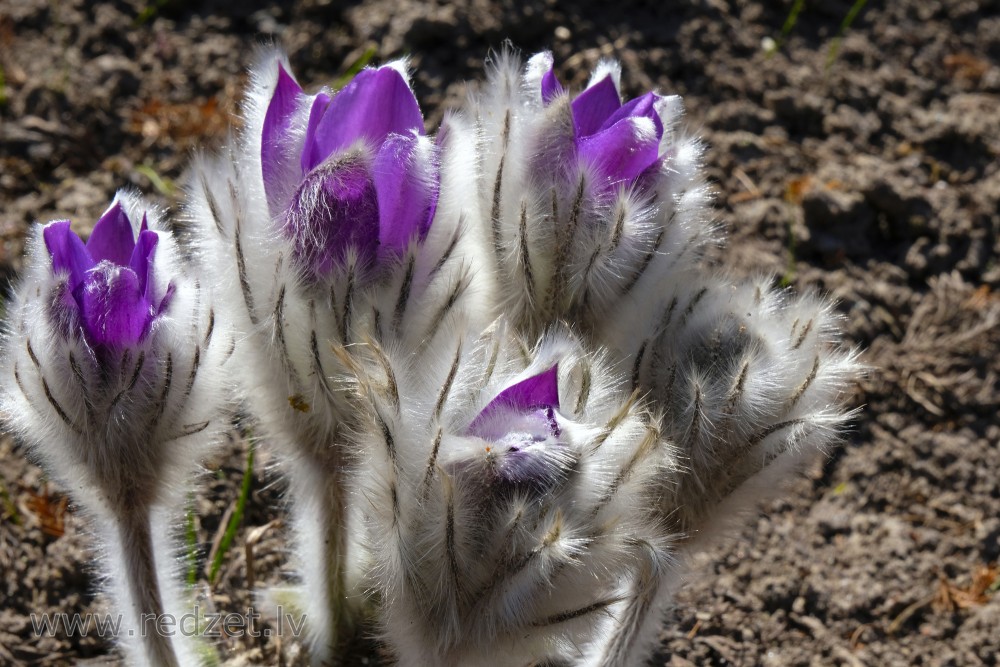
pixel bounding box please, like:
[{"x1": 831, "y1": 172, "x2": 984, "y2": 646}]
[
  {"x1": 189, "y1": 51, "x2": 493, "y2": 661},
  {"x1": 261, "y1": 61, "x2": 438, "y2": 280},
  {"x1": 0, "y1": 192, "x2": 231, "y2": 667},
  {"x1": 542, "y1": 56, "x2": 664, "y2": 193},
  {"x1": 466, "y1": 50, "x2": 712, "y2": 334},
  {"x1": 42, "y1": 201, "x2": 170, "y2": 351},
  {"x1": 602, "y1": 272, "x2": 863, "y2": 543},
  {"x1": 347, "y1": 321, "x2": 676, "y2": 666}
]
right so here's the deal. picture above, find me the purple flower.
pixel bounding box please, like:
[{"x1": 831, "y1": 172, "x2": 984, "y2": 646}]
[
  {"x1": 542, "y1": 59, "x2": 664, "y2": 190},
  {"x1": 43, "y1": 201, "x2": 170, "y2": 350},
  {"x1": 261, "y1": 61, "x2": 438, "y2": 279},
  {"x1": 468, "y1": 365, "x2": 570, "y2": 489}
]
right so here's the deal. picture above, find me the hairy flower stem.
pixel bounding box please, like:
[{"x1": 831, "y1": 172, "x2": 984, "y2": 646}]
[
  {"x1": 114, "y1": 506, "x2": 180, "y2": 667},
  {"x1": 290, "y1": 459, "x2": 353, "y2": 665}
]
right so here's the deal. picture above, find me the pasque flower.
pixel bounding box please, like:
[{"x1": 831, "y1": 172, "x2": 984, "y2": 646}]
[
  {"x1": 350, "y1": 324, "x2": 674, "y2": 666},
  {"x1": 540, "y1": 56, "x2": 665, "y2": 192},
  {"x1": 466, "y1": 51, "x2": 708, "y2": 332},
  {"x1": 189, "y1": 52, "x2": 485, "y2": 664},
  {"x1": 0, "y1": 193, "x2": 231, "y2": 667},
  {"x1": 261, "y1": 62, "x2": 438, "y2": 279},
  {"x1": 43, "y1": 201, "x2": 171, "y2": 350}
]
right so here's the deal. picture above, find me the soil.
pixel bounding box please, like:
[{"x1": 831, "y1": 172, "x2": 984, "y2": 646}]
[{"x1": 1, "y1": 0, "x2": 999, "y2": 665}]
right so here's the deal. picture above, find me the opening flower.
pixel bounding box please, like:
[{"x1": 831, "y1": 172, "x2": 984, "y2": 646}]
[
  {"x1": 541, "y1": 56, "x2": 665, "y2": 191},
  {"x1": 261, "y1": 61, "x2": 438, "y2": 279},
  {"x1": 467, "y1": 364, "x2": 571, "y2": 489},
  {"x1": 43, "y1": 201, "x2": 169, "y2": 350}
]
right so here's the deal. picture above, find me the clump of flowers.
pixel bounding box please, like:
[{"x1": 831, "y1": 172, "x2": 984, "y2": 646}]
[{"x1": 1, "y1": 47, "x2": 861, "y2": 667}]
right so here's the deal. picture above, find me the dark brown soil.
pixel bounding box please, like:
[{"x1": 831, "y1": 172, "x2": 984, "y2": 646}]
[{"x1": 1, "y1": 1, "x2": 999, "y2": 665}]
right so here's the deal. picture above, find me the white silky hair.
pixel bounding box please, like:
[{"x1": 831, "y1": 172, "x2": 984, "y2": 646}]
[
  {"x1": 344, "y1": 318, "x2": 682, "y2": 666},
  {"x1": 601, "y1": 270, "x2": 862, "y2": 540},
  {"x1": 587, "y1": 59, "x2": 623, "y2": 91},
  {"x1": 0, "y1": 190, "x2": 234, "y2": 667}
]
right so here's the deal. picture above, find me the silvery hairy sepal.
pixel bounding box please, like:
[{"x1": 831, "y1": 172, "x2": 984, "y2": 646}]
[
  {"x1": 603, "y1": 271, "x2": 863, "y2": 542},
  {"x1": 0, "y1": 192, "x2": 232, "y2": 667},
  {"x1": 188, "y1": 49, "x2": 492, "y2": 662},
  {"x1": 344, "y1": 319, "x2": 679, "y2": 667},
  {"x1": 467, "y1": 50, "x2": 712, "y2": 336}
]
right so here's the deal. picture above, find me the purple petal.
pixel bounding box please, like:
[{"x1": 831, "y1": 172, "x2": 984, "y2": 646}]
[
  {"x1": 300, "y1": 91, "x2": 332, "y2": 173},
  {"x1": 307, "y1": 67, "x2": 423, "y2": 168},
  {"x1": 373, "y1": 134, "x2": 437, "y2": 253},
  {"x1": 599, "y1": 91, "x2": 663, "y2": 134},
  {"x1": 43, "y1": 221, "x2": 94, "y2": 292},
  {"x1": 571, "y1": 75, "x2": 621, "y2": 138},
  {"x1": 285, "y1": 155, "x2": 380, "y2": 279},
  {"x1": 129, "y1": 230, "x2": 159, "y2": 303},
  {"x1": 80, "y1": 262, "x2": 153, "y2": 347},
  {"x1": 86, "y1": 201, "x2": 136, "y2": 266},
  {"x1": 262, "y1": 62, "x2": 304, "y2": 201},
  {"x1": 578, "y1": 115, "x2": 662, "y2": 186},
  {"x1": 497, "y1": 364, "x2": 560, "y2": 411},
  {"x1": 157, "y1": 282, "x2": 176, "y2": 316},
  {"x1": 490, "y1": 364, "x2": 560, "y2": 411},
  {"x1": 541, "y1": 67, "x2": 564, "y2": 105},
  {"x1": 469, "y1": 365, "x2": 560, "y2": 436}
]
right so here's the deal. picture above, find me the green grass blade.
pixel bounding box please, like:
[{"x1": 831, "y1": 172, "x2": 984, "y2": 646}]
[
  {"x1": 136, "y1": 163, "x2": 177, "y2": 197},
  {"x1": 781, "y1": 0, "x2": 806, "y2": 37},
  {"x1": 185, "y1": 495, "x2": 198, "y2": 586},
  {"x1": 134, "y1": 0, "x2": 169, "y2": 26},
  {"x1": 0, "y1": 64, "x2": 7, "y2": 108},
  {"x1": 827, "y1": 0, "x2": 869, "y2": 67},
  {"x1": 209, "y1": 443, "x2": 254, "y2": 585},
  {"x1": 0, "y1": 477, "x2": 20, "y2": 525},
  {"x1": 333, "y1": 46, "x2": 378, "y2": 90},
  {"x1": 765, "y1": 0, "x2": 806, "y2": 57}
]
